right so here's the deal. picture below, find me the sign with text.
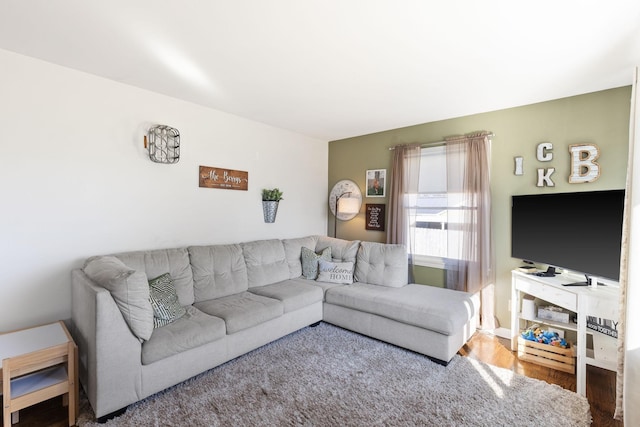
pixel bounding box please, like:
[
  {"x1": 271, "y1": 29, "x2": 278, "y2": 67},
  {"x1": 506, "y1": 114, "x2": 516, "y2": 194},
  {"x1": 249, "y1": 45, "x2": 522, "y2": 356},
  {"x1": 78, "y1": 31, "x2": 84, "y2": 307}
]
[
  {"x1": 365, "y1": 204, "x2": 386, "y2": 231},
  {"x1": 199, "y1": 166, "x2": 248, "y2": 191}
]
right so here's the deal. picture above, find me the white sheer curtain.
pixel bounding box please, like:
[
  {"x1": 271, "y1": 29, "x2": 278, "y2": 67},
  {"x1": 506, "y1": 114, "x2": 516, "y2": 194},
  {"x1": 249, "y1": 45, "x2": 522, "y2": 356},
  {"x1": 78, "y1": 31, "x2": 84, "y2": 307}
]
[
  {"x1": 387, "y1": 144, "x2": 421, "y2": 281},
  {"x1": 444, "y1": 132, "x2": 496, "y2": 330},
  {"x1": 618, "y1": 66, "x2": 640, "y2": 424}
]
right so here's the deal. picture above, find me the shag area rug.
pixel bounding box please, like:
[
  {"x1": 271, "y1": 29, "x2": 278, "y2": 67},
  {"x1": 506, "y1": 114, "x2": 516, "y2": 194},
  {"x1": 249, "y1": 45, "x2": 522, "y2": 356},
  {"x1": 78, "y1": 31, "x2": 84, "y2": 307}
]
[{"x1": 77, "y1": 323, "x2": 591, "y2": 426}]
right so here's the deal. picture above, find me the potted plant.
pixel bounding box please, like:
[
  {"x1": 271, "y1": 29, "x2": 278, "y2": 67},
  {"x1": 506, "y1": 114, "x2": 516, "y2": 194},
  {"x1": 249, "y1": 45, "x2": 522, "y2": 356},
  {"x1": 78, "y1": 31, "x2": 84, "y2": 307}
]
[{"x1": 261, "y1": 188, "x2": 283, "y2": 223}]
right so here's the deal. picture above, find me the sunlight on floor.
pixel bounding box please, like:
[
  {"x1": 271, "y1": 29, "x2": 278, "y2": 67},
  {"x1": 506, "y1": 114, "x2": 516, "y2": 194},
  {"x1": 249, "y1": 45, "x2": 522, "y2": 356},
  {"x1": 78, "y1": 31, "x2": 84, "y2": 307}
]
[{"x1": 467, "y1": 357, "x2": 513, "y2": 399}]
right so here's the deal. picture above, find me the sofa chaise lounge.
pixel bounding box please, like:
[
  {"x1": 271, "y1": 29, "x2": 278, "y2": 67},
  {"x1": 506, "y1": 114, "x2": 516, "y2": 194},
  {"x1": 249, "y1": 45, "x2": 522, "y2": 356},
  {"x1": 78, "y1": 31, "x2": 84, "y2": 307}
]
[{"x1": 71, "y1": 235, "x2": 479, "y2": 421}]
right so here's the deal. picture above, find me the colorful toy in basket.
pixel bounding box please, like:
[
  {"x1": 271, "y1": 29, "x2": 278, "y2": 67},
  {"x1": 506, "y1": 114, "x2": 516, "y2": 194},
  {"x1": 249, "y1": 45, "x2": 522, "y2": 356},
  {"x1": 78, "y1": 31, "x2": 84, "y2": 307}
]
[{"x1": 521, "y1": 326, "x2": 569, "y2": 348}]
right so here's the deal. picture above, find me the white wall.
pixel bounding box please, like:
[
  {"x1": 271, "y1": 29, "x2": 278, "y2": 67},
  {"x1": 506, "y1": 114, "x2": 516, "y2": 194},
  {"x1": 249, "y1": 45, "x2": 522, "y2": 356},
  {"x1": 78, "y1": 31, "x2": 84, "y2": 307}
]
[{"x1": 0, "y1": 49, "x2": 328, "y2": 331}]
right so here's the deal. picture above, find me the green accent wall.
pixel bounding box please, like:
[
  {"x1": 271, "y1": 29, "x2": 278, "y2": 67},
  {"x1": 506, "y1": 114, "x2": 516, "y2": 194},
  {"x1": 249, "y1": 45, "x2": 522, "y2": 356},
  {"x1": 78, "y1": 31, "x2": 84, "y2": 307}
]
[
  {"x1": 328, "y1": 86, "x2": 631, "y2": 329},
  {"x1": 412, "y1": 265, "x2": 446, "y2": 288}
]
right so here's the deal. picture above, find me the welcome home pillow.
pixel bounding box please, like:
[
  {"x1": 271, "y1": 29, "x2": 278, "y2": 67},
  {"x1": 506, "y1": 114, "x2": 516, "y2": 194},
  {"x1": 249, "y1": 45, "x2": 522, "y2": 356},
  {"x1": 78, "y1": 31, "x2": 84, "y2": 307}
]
[
  {"x1": 148, "y1": 273, "x2": 187, "y2": 328},
  {"x1": 316, "y1": 259, "x2": 354, "y2": 284},
  {"x1": 301, "y1": 246, "x2": 331, "y2": 280}
]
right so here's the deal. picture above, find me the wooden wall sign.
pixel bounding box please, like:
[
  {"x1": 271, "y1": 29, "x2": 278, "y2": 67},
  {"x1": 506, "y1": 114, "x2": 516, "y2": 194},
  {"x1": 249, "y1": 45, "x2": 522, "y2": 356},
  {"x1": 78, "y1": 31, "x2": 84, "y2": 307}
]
[
  {"x1": 365, "y1": 204, "x2": 386, "y2": 231},
  {"x1": 199, "y1": 165, "x2": 248, "y2": 191}
]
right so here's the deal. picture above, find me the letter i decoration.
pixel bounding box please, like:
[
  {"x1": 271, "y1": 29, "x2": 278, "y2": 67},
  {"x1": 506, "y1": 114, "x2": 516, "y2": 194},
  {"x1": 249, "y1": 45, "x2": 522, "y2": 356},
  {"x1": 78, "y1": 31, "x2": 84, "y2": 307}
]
[{"x1": 514, "y1": 157, "x2": 524, "y2": 175}]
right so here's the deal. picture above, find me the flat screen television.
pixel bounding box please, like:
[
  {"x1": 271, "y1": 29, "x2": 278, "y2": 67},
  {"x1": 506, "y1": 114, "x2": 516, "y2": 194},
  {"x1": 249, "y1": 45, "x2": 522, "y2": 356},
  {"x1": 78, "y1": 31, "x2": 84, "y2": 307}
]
[{"x1": 511, "y1": 189, "x2": 625, "y2": 281}]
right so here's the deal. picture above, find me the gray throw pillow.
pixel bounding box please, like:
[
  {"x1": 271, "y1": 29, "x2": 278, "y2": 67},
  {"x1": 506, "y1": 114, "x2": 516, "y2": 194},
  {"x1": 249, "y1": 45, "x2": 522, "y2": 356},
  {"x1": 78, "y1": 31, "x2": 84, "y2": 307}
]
[
  {"x1": 149, "y1": 273, "x2": 187, "y2": 328},
  {"x1": 83, "y1": 256, "x2": 154, "y2": 341},
  {"x1": 301, "y1": 246, "x2": 332, "y2": 280},
  {"x1": 317, "y1": 259, "x2": 354, "y2": 284}
]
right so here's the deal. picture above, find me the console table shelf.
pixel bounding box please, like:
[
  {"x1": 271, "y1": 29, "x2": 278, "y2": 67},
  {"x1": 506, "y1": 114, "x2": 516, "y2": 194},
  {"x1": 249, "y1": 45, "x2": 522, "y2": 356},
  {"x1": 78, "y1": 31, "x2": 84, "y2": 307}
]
[
  {"x1": 518, "y1": 313, "x2": 578, "y2": 333},
  {"x1": 510, "y1": 270, "x2": 619, "y2": 396}
]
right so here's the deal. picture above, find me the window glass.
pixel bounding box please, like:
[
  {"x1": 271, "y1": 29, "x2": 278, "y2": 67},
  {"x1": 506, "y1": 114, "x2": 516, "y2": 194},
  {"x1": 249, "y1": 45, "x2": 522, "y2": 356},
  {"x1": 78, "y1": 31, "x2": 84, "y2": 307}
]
[{"x1": 410, "y1": 145, "x2": 465, "y2": 261}]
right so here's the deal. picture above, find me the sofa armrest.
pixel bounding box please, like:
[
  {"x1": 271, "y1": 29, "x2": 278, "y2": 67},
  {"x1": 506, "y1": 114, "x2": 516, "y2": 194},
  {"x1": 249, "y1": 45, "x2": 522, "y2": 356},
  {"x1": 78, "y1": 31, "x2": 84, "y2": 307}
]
[{"x1": 71, "y1": 269, "x2": 144, "y2": 418}]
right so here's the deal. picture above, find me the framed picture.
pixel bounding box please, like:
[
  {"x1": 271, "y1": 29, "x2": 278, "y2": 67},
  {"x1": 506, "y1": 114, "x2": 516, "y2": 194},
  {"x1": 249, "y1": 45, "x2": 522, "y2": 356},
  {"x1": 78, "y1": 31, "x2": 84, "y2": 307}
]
[
  {"x1": 365, "y1": 204, "x2": 386, "y2": 231},
  {"x1": 365, "y1": 169, "x2": 386, "y2": 197}
]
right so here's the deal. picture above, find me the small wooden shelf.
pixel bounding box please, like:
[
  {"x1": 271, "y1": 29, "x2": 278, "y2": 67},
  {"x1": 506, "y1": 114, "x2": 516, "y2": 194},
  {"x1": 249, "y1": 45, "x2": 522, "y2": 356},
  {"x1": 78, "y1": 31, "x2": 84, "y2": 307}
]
[
  {"x1": 1, "y1": 321, "x2": 77, "y2": 426},
  {"x1": 10, "y1": 365, "x2": 68, "y2": 399}
]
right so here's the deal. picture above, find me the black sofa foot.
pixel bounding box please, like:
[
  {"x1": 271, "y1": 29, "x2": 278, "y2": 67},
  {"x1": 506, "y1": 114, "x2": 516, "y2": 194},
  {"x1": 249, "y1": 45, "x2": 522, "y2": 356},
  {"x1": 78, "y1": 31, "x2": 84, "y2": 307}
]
[
  {"x1": 427, "y1": 356, "x2": 450, "y2": 366},
  {"x1": 97, "y1": 407, "x2": 127, "y2": 423}
]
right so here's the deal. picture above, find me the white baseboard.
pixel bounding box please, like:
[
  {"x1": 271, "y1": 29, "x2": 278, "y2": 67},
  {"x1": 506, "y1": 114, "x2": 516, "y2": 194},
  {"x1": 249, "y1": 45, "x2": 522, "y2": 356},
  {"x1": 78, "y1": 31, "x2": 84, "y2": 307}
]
[{"x1": 490, "y1": 327, "x2": 511, "y2": 340}]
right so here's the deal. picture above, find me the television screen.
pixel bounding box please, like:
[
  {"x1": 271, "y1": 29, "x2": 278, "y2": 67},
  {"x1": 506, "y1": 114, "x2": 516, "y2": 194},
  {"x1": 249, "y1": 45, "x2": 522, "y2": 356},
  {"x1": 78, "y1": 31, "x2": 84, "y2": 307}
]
[{"x1": 511, "y1": 189, "x2": 625, "y2": 281}]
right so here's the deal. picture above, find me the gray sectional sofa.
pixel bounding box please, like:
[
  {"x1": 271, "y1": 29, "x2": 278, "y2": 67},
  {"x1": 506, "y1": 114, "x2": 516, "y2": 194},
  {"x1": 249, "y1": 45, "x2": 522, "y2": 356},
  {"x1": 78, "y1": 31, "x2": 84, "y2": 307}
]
[{"x1": 71, "y1": 235, "x2": 479, "y2": 421}]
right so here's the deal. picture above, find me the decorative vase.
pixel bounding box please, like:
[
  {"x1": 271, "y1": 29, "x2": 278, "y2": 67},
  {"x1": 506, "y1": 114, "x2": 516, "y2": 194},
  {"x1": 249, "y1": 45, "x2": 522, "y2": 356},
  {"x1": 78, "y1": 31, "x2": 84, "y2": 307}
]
[{"x1": 262, "y1": 201, "x2": 279, "y2": 223}]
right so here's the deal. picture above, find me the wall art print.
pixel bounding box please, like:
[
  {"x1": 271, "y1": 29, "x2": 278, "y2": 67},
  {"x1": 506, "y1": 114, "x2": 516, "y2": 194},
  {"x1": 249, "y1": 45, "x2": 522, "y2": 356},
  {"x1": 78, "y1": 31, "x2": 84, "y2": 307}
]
[
  {"x1": 366, "y1": 169, "x2": 386, "y2": 197},
  {"x1": 365, "y1": 204, "x2": 386, "y2": 231}
]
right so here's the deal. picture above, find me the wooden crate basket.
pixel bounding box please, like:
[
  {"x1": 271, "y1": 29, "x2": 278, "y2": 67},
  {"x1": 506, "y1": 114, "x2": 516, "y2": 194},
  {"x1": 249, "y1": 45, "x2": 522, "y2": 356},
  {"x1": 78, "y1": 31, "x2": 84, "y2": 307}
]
[{"x1": 517, "y1": 336, "x2": 576, "y2": 374}]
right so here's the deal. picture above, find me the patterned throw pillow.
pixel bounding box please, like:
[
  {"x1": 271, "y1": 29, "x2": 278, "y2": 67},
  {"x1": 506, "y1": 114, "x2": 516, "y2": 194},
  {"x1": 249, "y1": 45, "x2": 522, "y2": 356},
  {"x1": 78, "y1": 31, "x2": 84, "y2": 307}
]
[
  {"x1": 149, "y1": 273, "x2": 186, "y2": 328},
  {"x1": 301, "y1": 246, "x2": 332, "y2": 280},
  {"x1": 316, "y1": 259, "x2": 354, "y2": 284}
]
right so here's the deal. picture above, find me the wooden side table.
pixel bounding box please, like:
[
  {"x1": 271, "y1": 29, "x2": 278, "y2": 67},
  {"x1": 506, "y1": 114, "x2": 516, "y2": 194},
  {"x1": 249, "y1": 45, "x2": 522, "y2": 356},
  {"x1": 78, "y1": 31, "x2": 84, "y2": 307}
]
[{"x1": 1, "y1": 321, "x2": 78, "y2": 426}]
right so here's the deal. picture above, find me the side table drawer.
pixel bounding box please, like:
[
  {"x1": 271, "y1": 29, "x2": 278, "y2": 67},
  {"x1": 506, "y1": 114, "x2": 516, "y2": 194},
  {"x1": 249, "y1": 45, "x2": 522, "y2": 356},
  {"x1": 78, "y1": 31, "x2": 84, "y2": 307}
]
[{"x1": 515, "y1": 277, "x2": 577, "y2": 312}]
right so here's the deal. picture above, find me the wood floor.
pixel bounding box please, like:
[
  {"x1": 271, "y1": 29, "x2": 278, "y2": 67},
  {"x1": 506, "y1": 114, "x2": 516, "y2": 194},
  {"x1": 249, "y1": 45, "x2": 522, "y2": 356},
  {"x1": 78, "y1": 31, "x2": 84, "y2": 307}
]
[
  {"x1": 2, "y1": 331, "x2": 621, "y2": 426},
  {"x1": 460, "y1": 332, "x2": 622, "y2": 427}
]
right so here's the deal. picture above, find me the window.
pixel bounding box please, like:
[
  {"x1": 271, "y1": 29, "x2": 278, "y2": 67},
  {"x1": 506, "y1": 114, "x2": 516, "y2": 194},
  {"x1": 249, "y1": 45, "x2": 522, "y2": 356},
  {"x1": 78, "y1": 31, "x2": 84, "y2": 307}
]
[{"x1": 408, "y1": 145, "x2": 468, "y2": 268}]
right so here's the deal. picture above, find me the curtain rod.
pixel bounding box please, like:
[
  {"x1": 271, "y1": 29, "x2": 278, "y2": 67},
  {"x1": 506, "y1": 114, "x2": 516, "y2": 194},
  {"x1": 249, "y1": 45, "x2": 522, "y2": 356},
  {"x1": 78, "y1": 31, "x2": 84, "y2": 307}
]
[{"x1": 388, "y1": 132, "x2": 494, "y2": 150}]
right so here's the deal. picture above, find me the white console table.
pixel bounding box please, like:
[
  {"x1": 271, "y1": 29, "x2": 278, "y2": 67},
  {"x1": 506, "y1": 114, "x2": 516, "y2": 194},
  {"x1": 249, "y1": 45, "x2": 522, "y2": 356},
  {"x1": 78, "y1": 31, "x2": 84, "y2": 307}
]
[{"x1": 510, "y1": 270, "x2": 619, "y2": 396}]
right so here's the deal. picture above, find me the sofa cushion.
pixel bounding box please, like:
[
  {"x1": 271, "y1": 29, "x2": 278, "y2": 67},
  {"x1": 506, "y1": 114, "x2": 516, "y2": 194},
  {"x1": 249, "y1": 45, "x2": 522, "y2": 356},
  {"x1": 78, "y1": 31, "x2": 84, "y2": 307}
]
[
  {"x1": 310, "y1": 280, "x2": 345, "y2": 296},
  {"x1": 248, "y1": 278, "x2": 324, "y2": 313},
  {"x1": 301, "y1": 246, "x2": 332, "y2": 280},
  {"x1": 114, "y1": 248, "x2": 195, "y2": 306},
  {"x1": 242, "y1": 239, "x2": 290, "y2": 288},
  {"x1": 315, "y1": 236, "x2": 360, "y2": 263},
  {"x1": 325, "y1": 283, "x2": 476, "y2": 336},
  {"x1": 317, "y1": 260, "x2": 354, "y2": 285},
  {"x1": 148, "y1": 273, "x2": 186, "y2": 328},
  {"x1": 194, "y1": 292, "x2": 284, "y2": 334},
  {"x1": 141, "y1": 306, "x2": 226, "y2": 365},
  {"x1": 82, "y1": 256, "x2": 154, "y2": 341},
  {"x1": 282, "y1": 236, "x2": 318, "y2": 278},
  {"x1": 354, "y1": 241, "x2": 408, "y2": 287},
  {"x1": 189, "y1": 244, "x2": 248, "y2": 302}
]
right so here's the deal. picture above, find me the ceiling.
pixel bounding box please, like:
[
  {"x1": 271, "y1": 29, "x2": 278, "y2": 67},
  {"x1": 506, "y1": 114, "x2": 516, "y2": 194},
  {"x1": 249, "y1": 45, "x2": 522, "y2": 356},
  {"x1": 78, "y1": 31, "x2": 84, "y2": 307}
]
[{"x1": 1, "y1": 1, "x2": 640, "y2": 141}]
